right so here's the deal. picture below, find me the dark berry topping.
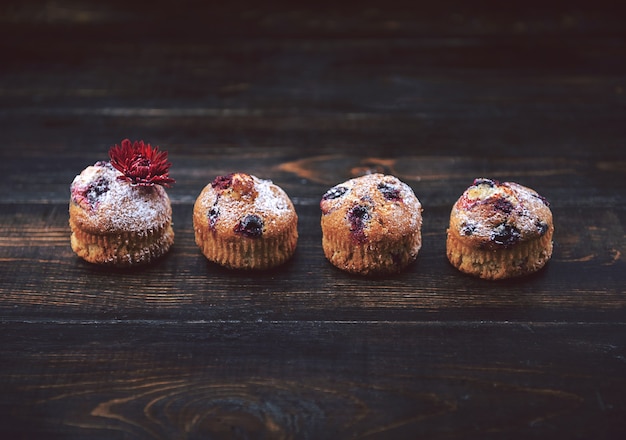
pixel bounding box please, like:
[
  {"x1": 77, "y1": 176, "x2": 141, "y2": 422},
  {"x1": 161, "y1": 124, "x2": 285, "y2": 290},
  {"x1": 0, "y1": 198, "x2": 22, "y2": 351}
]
[
  {"x1": 532, "y1": 192, "x2": 550, "y2": 207},
  {"x1": 473, "y1": 178, "x2": 496, "y2": 187},
  {"x1": 211, "y1": 174, "x2": 234, "y2": 190},
  {"x1": 493, "y1": 198, "x2": 513, "y2": 214},
  {"x1": 536, "y1": 220, "x2": 549, "y2": 236},
  {"x1": 234, "y1": 214, "x2": 264, "y2": 238},
  {"x1": 86, "y1": 176, "x2": 110, "y2": 206},
  {"x1": 491, "y1": 223, "x2": 521, "y2": 247},
  {"x1": 378, "y1": 182, "x2": 402, "y2": 201},
  {"x1": 347, "y1": 205, "x2": 370, "y2": 243},
  {"x1": 322, "y1": 185, "x2": 348, "y2": 200},
  {"x1": 461, "y1": 222, "x2": 476, "y2": 236},
  {"x1": 208, "y1": 205, "x2": 220, "y2": 231}
]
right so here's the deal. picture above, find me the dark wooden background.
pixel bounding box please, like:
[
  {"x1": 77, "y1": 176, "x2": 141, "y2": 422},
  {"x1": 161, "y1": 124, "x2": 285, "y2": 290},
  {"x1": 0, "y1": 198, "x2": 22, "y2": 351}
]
[{"x1": 1, "y1": 0, "x2": 625, "y2": 438}]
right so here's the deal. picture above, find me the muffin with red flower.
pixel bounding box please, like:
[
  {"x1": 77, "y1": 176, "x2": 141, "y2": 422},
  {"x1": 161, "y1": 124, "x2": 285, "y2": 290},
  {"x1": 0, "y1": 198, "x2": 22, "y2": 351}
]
[
  {"x1": 193, "y1": 172, "x2": 298, "y2": 270},
  {"x1": 69, "y1": 139, "x2": 175, "y2": 267}
]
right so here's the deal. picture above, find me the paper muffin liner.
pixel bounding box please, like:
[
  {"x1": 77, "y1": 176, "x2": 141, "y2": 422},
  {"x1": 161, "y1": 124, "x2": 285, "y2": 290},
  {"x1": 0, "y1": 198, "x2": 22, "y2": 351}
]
[
  {"x1": 69, "y1": 218, "x2": 174, "y2": 267},
  {"x1": 194, "y1": 223, "x2": 298, "y2": 270},
  {"x1": 446, "y1": 229, "x2": 553, "y2": 280},
  {"x1": 321, "y1": 227, "x2": 421, "y2": 275}
]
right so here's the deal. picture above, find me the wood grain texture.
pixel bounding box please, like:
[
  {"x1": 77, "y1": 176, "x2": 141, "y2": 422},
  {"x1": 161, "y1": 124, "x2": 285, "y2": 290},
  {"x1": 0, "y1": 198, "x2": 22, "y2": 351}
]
[
  {"x1": 1, "y1": 321, "x2": 625, "y2": 439},
  {"x1": 1, "y1": 0, "x2": 625, "y2": 437}
]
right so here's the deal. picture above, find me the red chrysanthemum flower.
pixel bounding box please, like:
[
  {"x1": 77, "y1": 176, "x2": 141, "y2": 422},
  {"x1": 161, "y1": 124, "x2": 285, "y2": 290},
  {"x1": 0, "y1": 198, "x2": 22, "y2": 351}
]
[{"x1": 109, "y1": 139, "x2": 175, "y2": 187}]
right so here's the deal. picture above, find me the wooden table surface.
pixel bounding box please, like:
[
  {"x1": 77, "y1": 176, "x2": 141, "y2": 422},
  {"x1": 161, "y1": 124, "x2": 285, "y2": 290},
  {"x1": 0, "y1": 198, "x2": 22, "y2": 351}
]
[{"x1": 1, "y1": 0, "x2": 625, "y2": 438}]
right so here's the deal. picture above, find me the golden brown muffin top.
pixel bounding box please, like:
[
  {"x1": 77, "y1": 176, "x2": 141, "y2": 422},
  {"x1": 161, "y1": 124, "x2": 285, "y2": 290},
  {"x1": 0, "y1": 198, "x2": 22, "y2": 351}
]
[
  {"x1": 320, "y1": 173, "x2": 422, "y2": 244},
  {"x1": 449, "y1": 178, "x2": 553, "y2": 250},
  {"x1": 194, "y1": 173, "x2": 297, "y2": 240},
  {"x1": 70, "y1": 162, "x2": 172, "y2": 234}
]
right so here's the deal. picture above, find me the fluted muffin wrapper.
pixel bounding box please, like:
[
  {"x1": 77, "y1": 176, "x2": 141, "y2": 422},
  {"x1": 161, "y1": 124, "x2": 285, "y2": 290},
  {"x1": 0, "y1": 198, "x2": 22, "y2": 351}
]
[
  {"x1": 446, "y1": 229, "x2": 553, "y2": 280},
  {"x1": 69, "y1": 218, "x2": 174, "y2": 267},
  {"x1": 321, "y1": 227, "x2": 421, "y2": 275},
  {"x1": 194, "y1": 223, "x2": 298, "y2": 270}
]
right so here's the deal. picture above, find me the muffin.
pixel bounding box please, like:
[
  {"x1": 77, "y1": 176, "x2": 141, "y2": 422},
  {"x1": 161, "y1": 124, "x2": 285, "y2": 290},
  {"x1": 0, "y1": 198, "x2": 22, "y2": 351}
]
[
  {"x1": 320, "y1": 173, "x2": 422, "y2": 275},
  {"x1": 69, "y1": 139, "x2": 175, "y2": 267},
  {"x1": 193, "y1": 173, "x2": 298, "y2": 270},
  {"x1": 446, "y1": 178, "x2": 554, "y2": 280}
]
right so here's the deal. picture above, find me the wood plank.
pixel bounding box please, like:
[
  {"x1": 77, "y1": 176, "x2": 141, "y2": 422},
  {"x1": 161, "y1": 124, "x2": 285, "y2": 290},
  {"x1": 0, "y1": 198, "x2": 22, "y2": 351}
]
[
  {"x1": 2, "y1": 0, "x2": 625, "y2": 38},
  {"x1": 1, "y1": 202, "x2": 624, "y2": 322},
  {"x1": 2, "y1": 152, "x2": 625, "y2": 204},
  {"x1": 2, "y1": 38, "x2": 624, "y2": 160},
  {"x1": 0, "y1": 321, "x2": 624, "y2": 439},
  {"x1": 4, "y1": 37, "x2": 625, "y2": 110}
]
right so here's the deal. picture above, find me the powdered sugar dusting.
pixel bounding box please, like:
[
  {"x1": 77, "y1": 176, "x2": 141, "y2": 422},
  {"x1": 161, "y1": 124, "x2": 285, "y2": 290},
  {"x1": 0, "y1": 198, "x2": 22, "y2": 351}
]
[
  {"x1": 254, "y1": 177, "x2": 292, "y2": 213},
  {"x1": 196, "y1": 174, "x2": 296, "y2": 236},
  {"x1": 71, "y1": 162, "x2": 171, "y2": 232},
  {"x1": 320, "y1": 173, "x2": 422, "y2": 232}
]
